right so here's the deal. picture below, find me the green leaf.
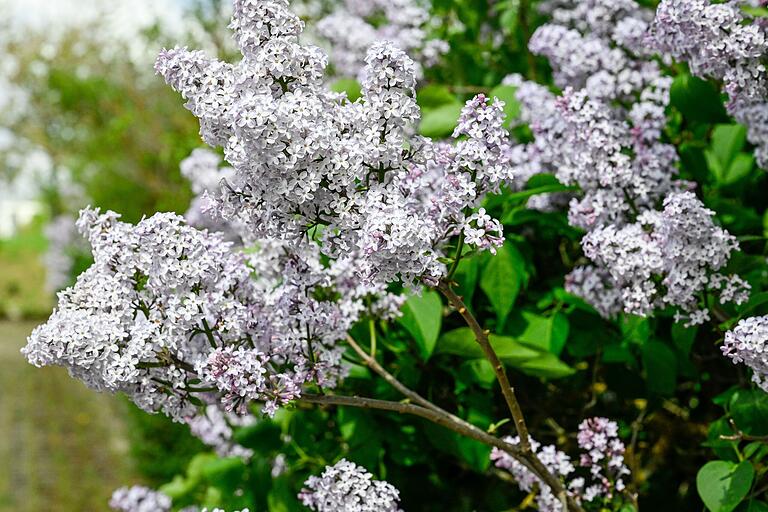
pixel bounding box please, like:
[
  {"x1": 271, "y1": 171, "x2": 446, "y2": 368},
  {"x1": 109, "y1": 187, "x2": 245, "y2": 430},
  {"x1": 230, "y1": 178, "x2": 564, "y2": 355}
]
[
  {"x1": 508, "y1": 310, "x2": 570, "y2": 355},
  {"x1": 424, "y1": 423, "x2": 491, "y2": 471},
  {"x1": 670, "y1": 74, "x2": 728, "y2": 124},
  {"x1": 480, "y1": 242, "x2": 526, "y2": 327},
  {"x1": 642, "y1": 341, "x2": 677, "y2": 395},
  {"x1": 730, "y1": 390, "x2": 768, "y2": 436},
  {"x1": 489, "y1": 85, "x2": 521, "y2": 126},
  {"x1": 417, "y1": 84, "x2": 456, "y2": 109},
  {"x1": 697, "y1": 460, "x2": 754, "y2": 512},
  {"x1": 517, "y1": 352, "x2": 576, "y2": 379},
  {"x1": 398, "y1": 291, "x2": 443, "y2": 360},
  {"x1": 458, "y1": 359, "x2": 496, "y2": 388},
  {"x1": 671, "y1": 323, "x2": 698, "y2": 357},
  {"x1": 329, "y1": 78, "x2": 361, "y2": 102},
  {"x1": 420, "y1": 102, "x2": 464, "y2": 138},
  {"x1": 712, "y1": 124, "x2": 747, "y2": 170},
  {"x1": 497, "y1": 0, "x2": 520, "y2": 34},
  {"x1": 621, "y1": 316, "x2": 650, "y2": 345},
  {"x1": 436, "y1": 327, "x2": 540, "y2": 363},
  {"x1": 706, "y1": 124, "x2": 753, "y2": 185}
]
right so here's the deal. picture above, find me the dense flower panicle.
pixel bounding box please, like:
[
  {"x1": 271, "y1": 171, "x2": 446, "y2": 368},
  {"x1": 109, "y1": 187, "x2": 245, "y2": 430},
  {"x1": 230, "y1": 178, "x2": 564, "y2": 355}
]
[
  {"x1": 503, "y1": 0, "x2": 749, "y2": 323},
  {"x1": 299, "y1": 459, "x2": 403, "y2": 512},
  {"x1": 491, "y1": 436, "x2": 574, "y2": 512},
  {"x1": 722, "y1": 315, "x2": 768, "y2": 391},
  {"x1": 109, "y1": 486, "x2": 172, "y2": 512},
  {"x1": 492, "y1": 418, "x2": 632, "y2": 510},
  {"x1": 24, "y1": 208, "x2": 264, "y2": 419},
  {"x1": 316, "y1": 0, "x2": 447, "y2": 79},
  {"x1": 157, "y1": 0, "x2": 512, "y2": 286},
  {"x1": 186, "y1": 405, "x2": 257, "y2": 459},
  {"x1": 649, "y1": 0, "x2": 768, "y2": 167},
  {"x1": 581, "y1": 192, "x2": 749, "y2": 323},
  {"x1": 23, "y1": 207, "x2": 394, "y2": 419},
  {"x1": 577, "y1": 417, "x2": 630, "y2": 501}
]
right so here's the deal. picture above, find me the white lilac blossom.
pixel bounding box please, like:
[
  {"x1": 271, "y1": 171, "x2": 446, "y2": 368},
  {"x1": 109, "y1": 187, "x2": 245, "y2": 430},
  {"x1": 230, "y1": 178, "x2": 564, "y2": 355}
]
[
  {"x1": 109, "y1": 486, "x2": 172, "y2": 512},
  {"x1": 649, "y1": 0, "x2": 768, "y2": 167},
  {"x1": 316, "y1": 0, "x2": 447, "y2": 79},
  {"x1": 23, "y1": 208, "x2": 390, "y2": 419},
  {"x1": 298, "y1": 459, "x2": 403, "y2": 512},
  {"x1": 581, "y1": 192, "x2": 749, "y2": 324},
  {"x1": 491, "y1": 418, "x2": 632, "y2": 510},
  {"x1": 491, "y1": 436, "x2": 575, "y2": 512},
  {"x1": 722, "y1": 315, "x2": 768, "y2": 391},
  {"x1": 186, "y1": 404, "x2": 256, "y2": 458},
  {"x1": 156, "y1": 0, "x2": 513, "y2": 286},
  {"x1": 501, "y1": 0, "x2": 749, "y2": 324},
  {"x1": 577, "y1": 417, "x2": 630, "y2": 502}
]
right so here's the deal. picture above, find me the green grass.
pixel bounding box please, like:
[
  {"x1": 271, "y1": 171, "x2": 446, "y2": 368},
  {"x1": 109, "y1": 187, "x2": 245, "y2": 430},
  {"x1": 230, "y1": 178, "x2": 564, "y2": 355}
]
[{"x1": 0, "y1": 321, "x2": 140, "y2": 512}]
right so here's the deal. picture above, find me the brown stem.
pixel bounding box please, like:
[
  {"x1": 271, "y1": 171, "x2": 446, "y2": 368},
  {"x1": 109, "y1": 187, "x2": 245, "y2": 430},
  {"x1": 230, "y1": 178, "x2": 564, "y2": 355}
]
[
  {"x1": 435, "y1": 280, "x2": 533, "y2": 453},
  {"x1": 720, "y1": 418, "x2": 768, "y2": 442},
  {"x1": 346, "y1": 334, "x2": 444, "y2": 414},
  {"x1": 300, "y1": 393, "x2": 582, "y2": 511}
]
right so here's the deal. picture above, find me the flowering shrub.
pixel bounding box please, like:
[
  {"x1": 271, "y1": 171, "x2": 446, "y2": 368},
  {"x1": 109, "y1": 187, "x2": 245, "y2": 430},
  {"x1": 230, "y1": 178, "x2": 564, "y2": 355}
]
[{"x1": 21, "y1": 0, "x2": 768, "y2": 510}]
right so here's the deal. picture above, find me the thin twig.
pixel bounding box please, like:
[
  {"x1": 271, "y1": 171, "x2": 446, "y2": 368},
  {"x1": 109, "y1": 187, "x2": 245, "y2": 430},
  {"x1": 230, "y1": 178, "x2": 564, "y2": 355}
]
[
  {"x1": 345, "y1": 334, "x2": 444, "y2": 415},
  {"x1": 720, "y1": 418, "x2": 768, "y2": 442},
  {"x1": 435, "y1": 279, "x2": 533, "y2": 452}
]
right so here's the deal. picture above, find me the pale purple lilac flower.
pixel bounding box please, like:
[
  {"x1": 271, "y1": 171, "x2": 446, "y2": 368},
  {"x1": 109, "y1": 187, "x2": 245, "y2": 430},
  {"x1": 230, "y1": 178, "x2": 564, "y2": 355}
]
[
  {"x1": 722, "y1": 315, "x2": 768, "y2": 391},
  {"x1": 299, "y1": 459, "x2": 403, "y2": 512}
]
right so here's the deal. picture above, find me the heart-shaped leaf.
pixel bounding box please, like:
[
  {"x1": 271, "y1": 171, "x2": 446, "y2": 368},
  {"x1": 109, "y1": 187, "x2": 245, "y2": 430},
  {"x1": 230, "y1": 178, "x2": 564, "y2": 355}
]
[{"x1": 697, "y1": 460, "x2": 754, "y2": 512}]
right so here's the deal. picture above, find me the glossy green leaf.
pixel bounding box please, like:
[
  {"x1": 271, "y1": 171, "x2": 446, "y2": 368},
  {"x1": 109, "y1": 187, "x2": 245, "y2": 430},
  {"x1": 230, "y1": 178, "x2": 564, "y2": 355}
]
[
  {"x1": 697, "y1": 460, "x2": 754, "y2": 512},
  {"x1": 670, "y1": 74, "x2": 728, "y2": 124},
  {"x1": 436, "y1": 327, "x2": 540, "y2": 363},
  {"x1": 398, "y1": 291, "x2": 443, "y2": 360},
  {"x1": 508, "y1": 310, "x2": 570, "y2": 355},
  {"x1": 417, "y1": 84, "x2": 456, "y2": 109},
  {"x1": 420, "y1": 102, "x2": 464, "y2": 138},
  {"x1": 480, "y1": 242, "x2": 526, "y2": 327},
  {"x1": 517, "y1": 352, "x2": 576, "y2": 379}
]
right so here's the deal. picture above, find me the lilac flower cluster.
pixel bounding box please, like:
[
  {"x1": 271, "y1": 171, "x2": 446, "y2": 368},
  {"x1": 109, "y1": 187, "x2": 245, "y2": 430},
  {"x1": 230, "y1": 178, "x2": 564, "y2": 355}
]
[
  {"x1": 503, "y1": 0, "x2": 749, "y2": 324},
  {"x1": 299, "y1": 459, "x2": 403, "y2": 512},
  {"x1": 576, "y1": 417, "x2": 630, "y2": 502},
  {"x1": 581, "y1": 192, "x2": 749, "y2": 324},
  {"x1": 491, "y1": 417, "x2": 631, "y2": 511},
  {"x1": 491, "y1": 436, "x2": 575, "y2": 511},
  {"x1": 649, "y1": 0, "x2": 768, "y2": 167},
  {"x1": 23, "y1": 208, "x2": 398, "y2": 419},
  {"x1": 109, "y1": 486, "x2": 172, "y2": 512},
  {"x1": 722, "y1": 315, "x2": 768, "y2": 391},
  {"x1": 156, "y1": 0, "x2": 513, "y2": 286},
  {"x1": 316, "y1": 0, "x2": 448, "y2": 79}
]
